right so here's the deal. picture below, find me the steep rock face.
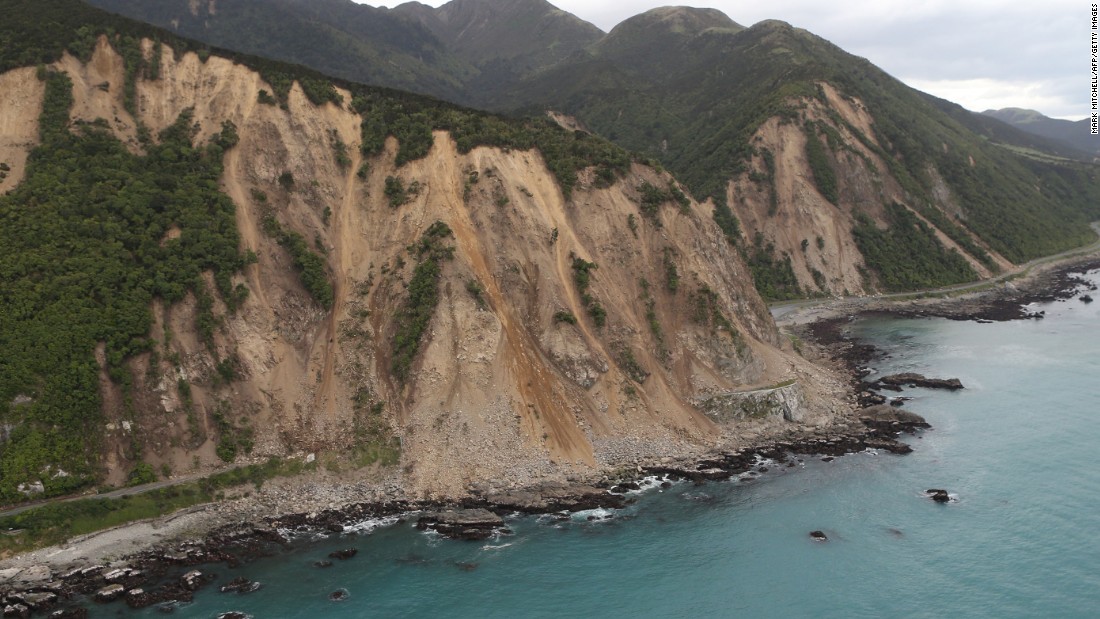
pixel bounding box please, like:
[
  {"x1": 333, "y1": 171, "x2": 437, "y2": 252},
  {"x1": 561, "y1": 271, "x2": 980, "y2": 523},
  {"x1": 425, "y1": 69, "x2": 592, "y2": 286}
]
[
  {"x1": 730, "y1": 84, "x2": 1011, "y2": 295},
  {"x1": 3, "y1": 38, "x2": 840, "y2": 498},
  {"x1": 0, "y1": 67, "x2": 44, "y2": 194}
]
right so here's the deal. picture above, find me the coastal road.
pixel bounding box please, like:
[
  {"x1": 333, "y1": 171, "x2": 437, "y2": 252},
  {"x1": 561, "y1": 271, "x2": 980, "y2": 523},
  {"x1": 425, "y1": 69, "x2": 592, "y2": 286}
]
[
  {"x1": 771, "y1": 221, "x2": 1100, "y2": 322},
  {"x1": 0, "y1": 470, "x2": 219, "y2": 520}
]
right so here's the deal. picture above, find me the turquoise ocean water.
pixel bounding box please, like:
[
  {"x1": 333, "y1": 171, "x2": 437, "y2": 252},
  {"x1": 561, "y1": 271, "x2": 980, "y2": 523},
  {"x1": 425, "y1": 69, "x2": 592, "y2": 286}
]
[{"x1": 128, "y1": 269, "x2": 1100, "y2": 618}]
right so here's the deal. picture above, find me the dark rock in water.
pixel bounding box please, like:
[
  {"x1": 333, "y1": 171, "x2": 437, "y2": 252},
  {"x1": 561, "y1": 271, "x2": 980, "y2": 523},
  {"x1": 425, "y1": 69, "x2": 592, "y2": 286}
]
[
  {"x1": 926, "y1": 489, "x2": 951, "y2": 503},
  {"x1": 313, "y1": 560, "x2": 333, "y2": 568},
  {"x1": 216, "y1": 613, "x2": 250, "y2": 619},
  {"x1": 809, "y1": 530, "x2": 828, "y2": 541},
  {"x1": 864, "y1": 437, "x2": 913, "y2": 454},
  {"x1": 485, "y1": 482, "x2": 626, "y2": 513},
  {"x1": 329, "y1": 589, "x2": 349, "y2": 602},
  {"x1": 859, "y1": 405, "x2": 930, "y2": 432},
  {"x1": 94, "y1": 584, "x2": 126, "y2": 603},
  {"x1": 179, "y1": 570, "x2": 207, "y2": 592},
  {"x1": 325, "y1": 523, "x2": 345, "y2": 533},
  {"x1": 219, "y1": 577, "x2": 260, "y2": 594},
  {"x1": 821, "y1": 457, "x2": 834, "y2": 463},
  {"x1": 455, "y1": 562, "x2": 479, "y2": 572},
  {"x1": 328, "y1": 548, "x2": 358, "y2": 560},
  {"x1": 417, "y1": 509, "x2": 504, "y2": 541},
  {"x1": 878, "y1": 373, "x2": 963, "y2": 391},
  {"x1": 660, "y1": 481, "x2": 672, "y2": 489},
  {"x1": 8, "y1": 591, "x2": 57, "y2": 612},
  {"x1": 861, "y1": 391, "x2": 887, "y2": 406},
  {"x1": 889, "y1": 397, "x2": 909, "y2": 407},
  {"x1": 48, "y1": 609, "x2": 88, "y2": 619},
  {"x1": 124, "y1": 589, "x2": 155, "y2": 609},
  {"x1": 1081, "y1": 294, "x2": 1093, "y2": 303}
]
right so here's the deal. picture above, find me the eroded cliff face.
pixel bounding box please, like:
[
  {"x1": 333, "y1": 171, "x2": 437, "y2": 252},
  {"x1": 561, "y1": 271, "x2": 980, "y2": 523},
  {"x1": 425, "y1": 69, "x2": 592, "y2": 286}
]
[
  {"x1": 729, "y1": 83, "x2": 1012, "y2": 296},
  {"x1": 4, "y1": 38, "x2": 845, "y2": 498},
  {"x1": 0, "y1": 67, "x2": 44, "y2": 193}
]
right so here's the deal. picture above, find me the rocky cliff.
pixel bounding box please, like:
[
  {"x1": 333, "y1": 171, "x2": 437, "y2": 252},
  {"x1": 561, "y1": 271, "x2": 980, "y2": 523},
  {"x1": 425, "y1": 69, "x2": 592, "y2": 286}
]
[{"x1": 0, "y1": 37, "x2": 845, "y2": 500}]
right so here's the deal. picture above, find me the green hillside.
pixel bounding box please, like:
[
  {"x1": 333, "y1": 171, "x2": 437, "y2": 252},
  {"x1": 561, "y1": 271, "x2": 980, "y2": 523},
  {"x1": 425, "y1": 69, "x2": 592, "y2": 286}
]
[
  {"x1": 512, "y1": 18, "x2": 1100, "y2": 264},
  {"x1": 86, "y1": 0, "x2": 1100, "y2": 284}
]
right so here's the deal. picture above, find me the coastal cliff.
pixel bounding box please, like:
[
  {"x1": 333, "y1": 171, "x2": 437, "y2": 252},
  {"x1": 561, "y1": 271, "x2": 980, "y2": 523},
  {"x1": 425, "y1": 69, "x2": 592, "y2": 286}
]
[{"x1": 0, "y1": 36, "x2": 849, "y2": 502}]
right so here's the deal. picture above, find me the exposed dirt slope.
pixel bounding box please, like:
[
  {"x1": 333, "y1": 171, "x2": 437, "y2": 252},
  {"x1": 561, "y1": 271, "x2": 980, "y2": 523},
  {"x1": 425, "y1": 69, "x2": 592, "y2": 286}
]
[
  {"x1": 0, "y1": 67, "x2": 44, "y2": 194},
  {"x1": 4, "y1": 38, "x2": 847, "y2": 499},
  {"x1": 730, "y1": 83, "x2": 1012, "y2": 296}
]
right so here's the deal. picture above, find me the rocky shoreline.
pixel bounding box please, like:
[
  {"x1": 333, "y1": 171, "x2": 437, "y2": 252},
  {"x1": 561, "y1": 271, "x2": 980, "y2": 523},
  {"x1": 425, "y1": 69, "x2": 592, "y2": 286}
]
[
  {"x1": 0, "y1": 407, "x2": 931, "y2": 616},
  {"x1": 3, "y1": 258, "x2": 1096, "y2": 617}
]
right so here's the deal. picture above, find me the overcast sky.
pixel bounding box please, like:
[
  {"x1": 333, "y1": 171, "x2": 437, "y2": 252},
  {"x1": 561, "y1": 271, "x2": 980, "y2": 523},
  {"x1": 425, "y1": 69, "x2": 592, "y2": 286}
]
[{"x1": 363, "y1": 0, "x2": 1092, "y2": 120}]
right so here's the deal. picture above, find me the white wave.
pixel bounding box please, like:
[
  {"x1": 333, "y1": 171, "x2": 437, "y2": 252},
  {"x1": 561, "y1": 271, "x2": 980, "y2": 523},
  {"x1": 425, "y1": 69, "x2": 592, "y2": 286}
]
[
  {"x1": 571, "y1": 507, "x2": 615, "y2": 522},
  {"x1": 277, "y1": 527, "x2": 328, "y2": 543},
  {"x1": 342, "y1": 515, "x2": 401, "y2": 535},
  {"x1": 481, "y1": 542, "x2": 514, "y2": 551},
  {"x1": 616, "y1": 475, "x2": 670, "y2": 494}
]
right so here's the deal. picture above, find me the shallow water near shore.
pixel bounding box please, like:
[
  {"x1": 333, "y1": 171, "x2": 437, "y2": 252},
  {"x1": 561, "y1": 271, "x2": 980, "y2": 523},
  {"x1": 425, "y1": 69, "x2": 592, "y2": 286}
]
[{"x1": 124, "y1": 270, "x2": 1100, "y2": 618}]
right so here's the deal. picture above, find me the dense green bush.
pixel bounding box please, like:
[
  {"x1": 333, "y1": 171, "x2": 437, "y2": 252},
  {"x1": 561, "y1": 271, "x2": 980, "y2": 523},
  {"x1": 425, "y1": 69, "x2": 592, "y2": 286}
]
[
  {"x1": 0, "y1": 71, "x2": 248, "y2": 501},
  {"x1": 391, "y1": 222, "x2": 454, "y2": 382},
  {"x1": 259, "y1": 214, "x2": 334, "y2": 309},
  {"x1": 852, "y1": 203, "x2": 976, "y2": 291},
  {"x1": 126, "y1": 463, "x2": 157, "y2": 486},
  {"x1": 569, "y1": 256, "x2": 607, "y2": 327},
  {"x1": 745, "y1": 233, "x2": 802, "y2": 301},
  {"x1": 804, "y1": 121, "x2": 838, "y2": 205},
  {"x1": 553, "y1": 310, "x2": 578, "y2": 325}
]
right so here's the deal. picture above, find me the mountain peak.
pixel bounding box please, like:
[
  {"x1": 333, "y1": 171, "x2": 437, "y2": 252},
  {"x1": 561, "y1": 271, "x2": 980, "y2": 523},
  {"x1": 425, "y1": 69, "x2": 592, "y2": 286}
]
[
  {"x1": 396, "y1": 0, "x2": 603, "y2": 67},
  {"x1": 609, "y1": 6, "x2": 745, "y2": 37},
  {"x1": 981, "y1": 107, "x2": 1046, "y2": 124}
]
